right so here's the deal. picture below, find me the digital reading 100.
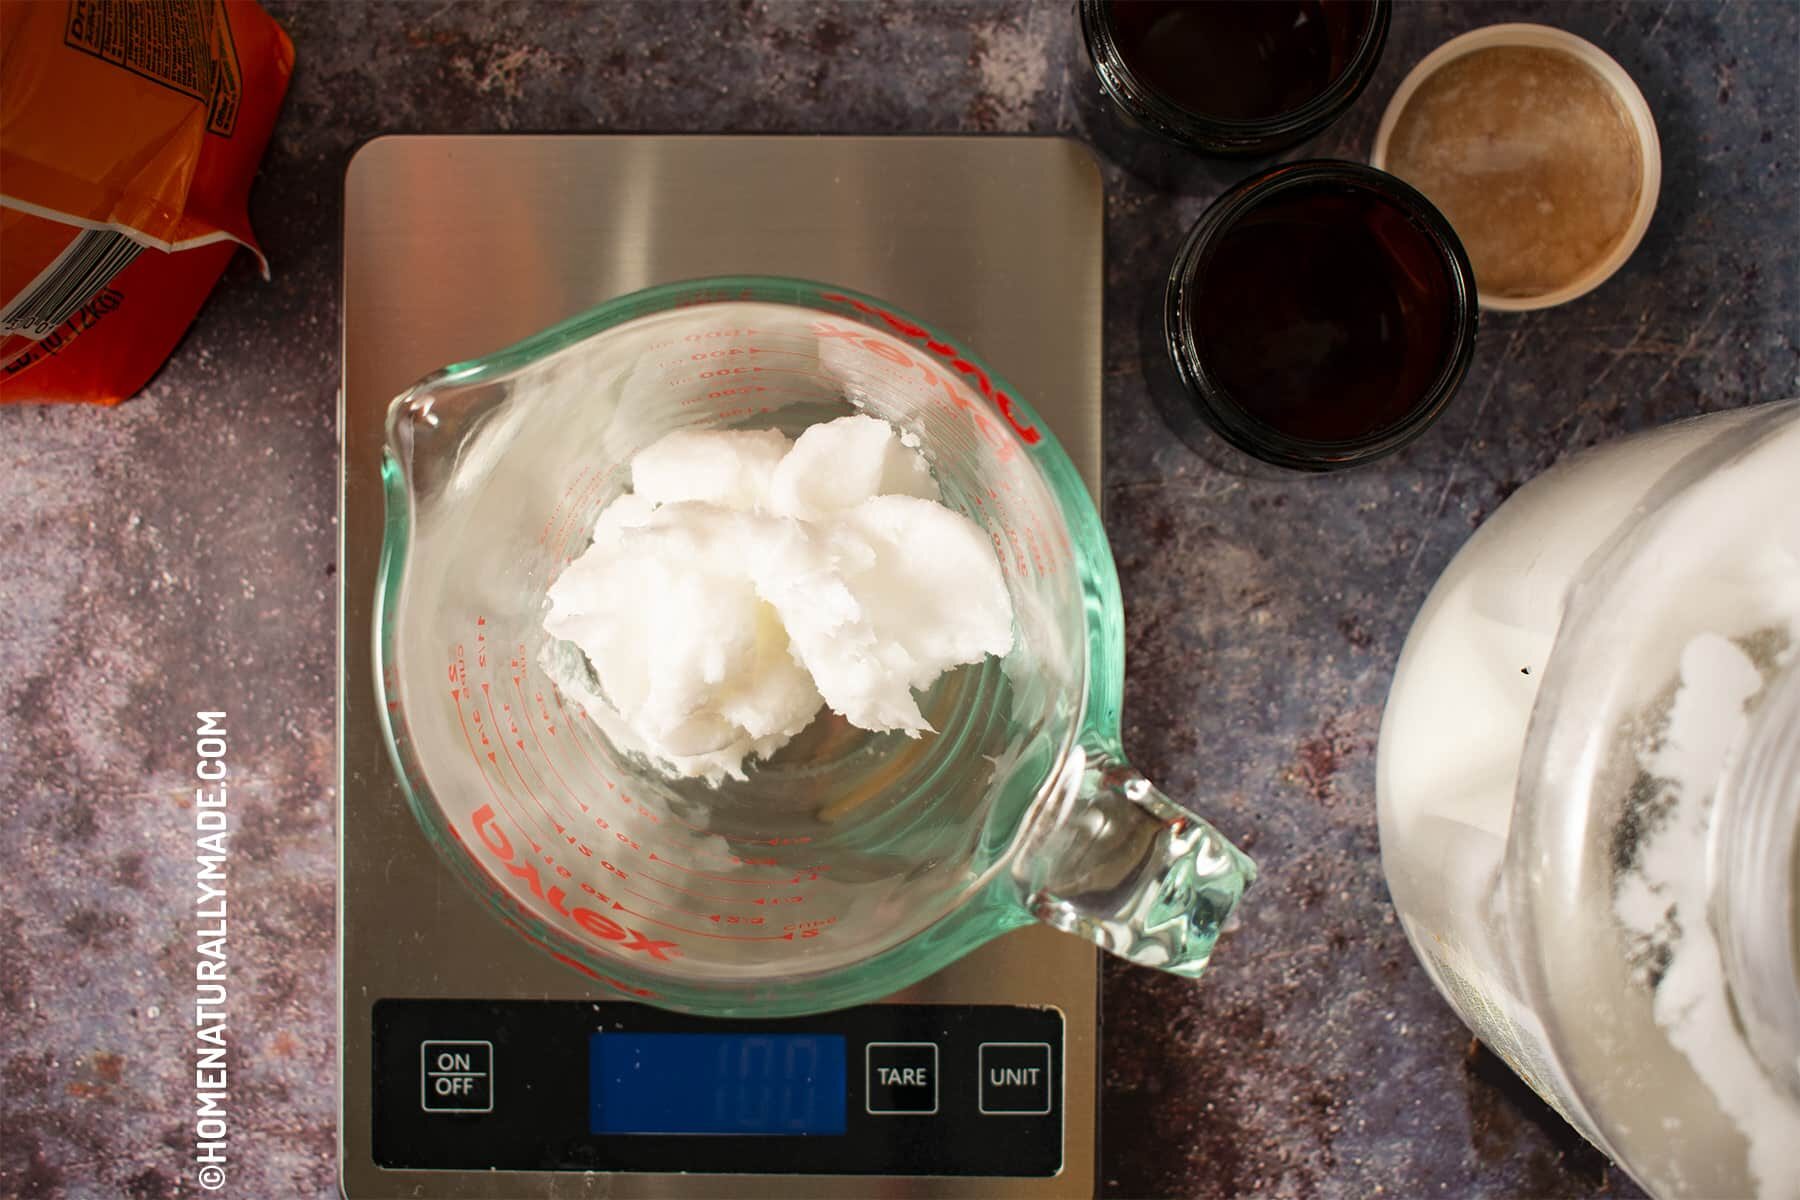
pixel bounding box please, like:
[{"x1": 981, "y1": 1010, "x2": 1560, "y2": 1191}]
[{"x1": 588, "y1": 1033, "x2": 849, "y2": 1136}]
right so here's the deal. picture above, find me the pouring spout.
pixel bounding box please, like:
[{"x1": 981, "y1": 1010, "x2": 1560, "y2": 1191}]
[{"x1": 1013, "y1": 742, "x2": 1255, "y2": 978}]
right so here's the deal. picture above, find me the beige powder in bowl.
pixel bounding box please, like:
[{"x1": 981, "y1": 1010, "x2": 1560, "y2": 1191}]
[{"x1": 1385, "y1": 45, "x2": 1644, "y2": 300}]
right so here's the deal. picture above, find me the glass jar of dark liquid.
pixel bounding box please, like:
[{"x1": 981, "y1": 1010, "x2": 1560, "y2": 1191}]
[
  {"x1": 1161, "y1": 161, "x2": 1479, "y2": 471},
  {"x1": 1079, "y1": 0, "x2": 1391, "y2": 158}
]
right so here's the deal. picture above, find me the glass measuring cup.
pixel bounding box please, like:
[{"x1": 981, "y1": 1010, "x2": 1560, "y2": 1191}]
[{"x1": 376, "y1": 276, "x2": 1255, "y2": 1017}]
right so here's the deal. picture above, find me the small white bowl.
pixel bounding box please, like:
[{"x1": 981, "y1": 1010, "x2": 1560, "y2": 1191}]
[{"x1": 1370, "y1": 23, "x2": 1661, "y2": 313}]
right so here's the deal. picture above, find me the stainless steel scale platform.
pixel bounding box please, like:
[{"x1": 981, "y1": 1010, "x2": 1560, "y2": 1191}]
[{"x1": 339, "y1": 135, "x2": 1104, "y2": 1199}]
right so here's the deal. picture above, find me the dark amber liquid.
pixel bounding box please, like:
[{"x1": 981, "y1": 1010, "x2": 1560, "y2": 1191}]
[
  {"x1": 1191, "y1": 183, "x2": 1456, "y2": 443},
  {"x1": 1107, "y1": 0, "x2": 1376, "y2": 120}
]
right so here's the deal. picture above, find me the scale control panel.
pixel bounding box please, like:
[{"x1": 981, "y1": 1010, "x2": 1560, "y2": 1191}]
[{"x1": 373, "y1": 1000, "x2": 1064, "y2": 1176}]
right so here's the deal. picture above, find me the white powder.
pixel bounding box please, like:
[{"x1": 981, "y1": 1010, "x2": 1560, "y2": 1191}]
[
  {"x1": 1614, "y1": 630, "x2": 1800, "y2": 1200},
  {"x1": 543, "y1": 416, "x2": 1014, "y2": 783}
]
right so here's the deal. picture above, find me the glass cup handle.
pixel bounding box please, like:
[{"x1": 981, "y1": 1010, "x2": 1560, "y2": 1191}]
[{"x1": 1013, "y1": 744, "x2": 1256, "y2": 977}]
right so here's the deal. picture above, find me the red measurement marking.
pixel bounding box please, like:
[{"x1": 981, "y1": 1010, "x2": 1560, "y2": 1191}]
[
  {"x1": 606, "y1": 899, "x2": 791, "y2": 942},
  {"x1": 480, "y1": 682, "x2": 567, "y2": 841},
  {"x1": 819, "y1": 290, "x2": 1043, "y2": 446},
  {"x1": 659, "y1": 806, "x2": 710, "y2": 835},
  {"x1": 737, "y1": 364, "x2": 843, "y2": 382},
  {"x1": 615, "y1": 792, "x2": 662, "y2": 826},
  {"x1": 453, "y1": 690, "x2": 541, "y2": 854},
  {"x1": 550, "y1": 467, "x2": 612, "y2": 563},
  {"x1": 615, "y1": 883, "x2": 727, "y2": 922},
  {"x1": 532, "y1": 690, "x2": 558, "y2": 737},
  {"x1": 679, "y1": 845, "x2": 821, "y2": 874},
  {"x1": 681, "y1": 327, "x2": 762, "y2": 341},
  {"x1": 644, "y1": 852, "x2": 794, "y2": 887},
  {"x1": 657, "y1": 805, "x2": 812, "y2": 849},
  {"x1": 513, "y1": 675, "x2": 591, "y2": 825},
  {"x1": 539, "y1": 465, "x2": 591, "y2": 546},
  {"x1": 634, "y1": 869, "x2": 785, "y2": 907},
  {"x1": 559, "y1": 706, "x2": 619, "y2": 793},
  {"x1": 683, "y1": 843, "x2": 758, "y2": 867}
]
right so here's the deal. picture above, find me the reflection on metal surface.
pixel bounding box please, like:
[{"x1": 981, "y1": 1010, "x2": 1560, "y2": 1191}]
[{"x1": 340, "y1": 135, "x2": 1104, "y2": 1199}]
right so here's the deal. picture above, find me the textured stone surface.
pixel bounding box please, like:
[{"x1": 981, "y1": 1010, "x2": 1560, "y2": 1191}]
[{"x1": 1, "y1": 1, "x2": 1794, "y2": 1197}]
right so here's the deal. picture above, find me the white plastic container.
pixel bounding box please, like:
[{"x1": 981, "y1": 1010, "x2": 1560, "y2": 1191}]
[{"x1": 1378, "y1": 401, "x2": 1800, "y2": 1198}]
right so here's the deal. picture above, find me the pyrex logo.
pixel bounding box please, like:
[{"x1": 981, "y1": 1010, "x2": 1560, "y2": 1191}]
[{"x1": 470, "y1": 804, "x2": 680, "y2": 962}]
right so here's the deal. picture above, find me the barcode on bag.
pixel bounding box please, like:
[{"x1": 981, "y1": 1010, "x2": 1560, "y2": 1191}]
[{"x1": 0, "y1": 228, "x2": 143, "y2": 340}]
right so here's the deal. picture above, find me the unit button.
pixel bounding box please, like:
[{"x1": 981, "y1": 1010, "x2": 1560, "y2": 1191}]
[
  {"x1": 865, "y1": 1042, "x2": 938, "y2": 1115},
  {"x1": 420, "y1": 1040, "x2": 493, "y2": 1113},
  {"x1": 979, "y1": 1042, "x2": 1051, "y2": 1115}
]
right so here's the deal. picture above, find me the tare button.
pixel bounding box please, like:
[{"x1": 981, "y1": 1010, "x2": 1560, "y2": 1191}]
[
  {"x1": 865, "y1": 1042, "x2": 938, "y2": 1115},
  {"x1": 979, "y1": 1043, "x2": 1052, "y2": 1115},
  {"x1": 420, "y1": 1040, "x2": 493, "y2": 1113}
]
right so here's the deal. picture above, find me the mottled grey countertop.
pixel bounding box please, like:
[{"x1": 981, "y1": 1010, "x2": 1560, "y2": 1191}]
[{"x1": 2, "y1": 2, "x2": 1795, "y2": 1198}]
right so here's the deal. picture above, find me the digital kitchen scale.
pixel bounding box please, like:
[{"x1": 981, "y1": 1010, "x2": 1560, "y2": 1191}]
[{"x1": 338, "y1": 135, "x2": 1104, "y2": 1199}]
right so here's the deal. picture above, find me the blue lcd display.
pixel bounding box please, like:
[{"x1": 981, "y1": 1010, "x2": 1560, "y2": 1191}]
[{"x1": 588, "y1": 1033, "x2": 848, "y2": 1136}]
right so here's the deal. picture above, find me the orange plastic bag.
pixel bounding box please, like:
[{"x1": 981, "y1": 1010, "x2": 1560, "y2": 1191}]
[{"x1": 0, "y1": 0, "x2": 293, "y2": 405}]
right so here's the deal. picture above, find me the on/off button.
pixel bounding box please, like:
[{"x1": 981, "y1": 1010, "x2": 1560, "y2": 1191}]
[{"x1": 421, "y1": 1040, "x2": 493, "y2": 1113}]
